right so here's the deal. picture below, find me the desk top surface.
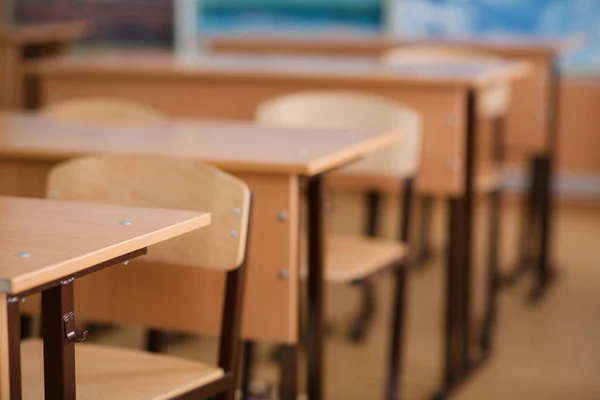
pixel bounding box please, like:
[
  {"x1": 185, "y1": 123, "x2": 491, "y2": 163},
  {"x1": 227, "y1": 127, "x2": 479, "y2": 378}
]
[
  {"x1": 32, "y1": 49, "x2": 532, "y2": 89},
  {"x1": 0, "y1": 21, "x2": 89, "y2": 45},
  {"x1": 0, "y1": 112, "x2": 402, "y2": 176},
  {"x1": 0, "y1": 196, "x2": 210, "y2": 294},
  {"x1": 209, "y1": 33, "x2": 586, "y2": 58}
]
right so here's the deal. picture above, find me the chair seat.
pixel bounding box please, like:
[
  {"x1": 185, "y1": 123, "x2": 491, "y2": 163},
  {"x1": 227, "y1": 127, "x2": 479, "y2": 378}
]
[
  {"x1": 301, "y1": 234, "x2": 409, "y2": 283},
  {"x1": 21, "y1": 339, "x2": 224, "y2": 400}
]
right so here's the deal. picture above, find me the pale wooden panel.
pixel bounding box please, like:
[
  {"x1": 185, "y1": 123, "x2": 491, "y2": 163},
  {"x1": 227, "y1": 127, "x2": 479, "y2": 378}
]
[
  {"x1": 17, "y1": 164, "x2": 299, "y2": 342},
  {"x1": 41, "y1": 98, "x2": 166, "y2": 123},
  {"x1": 558, "y1": 78, "x2": 600, "y2": 173},
  {"x1": 300, "y1": 234, "x2": 408, "y2": 283},
  {"x1": 0, "y1": 41, "x2": 18, "y2": 110},
  {"x1": 0, "y1": 196, "x2": 210, "y2": 293},
  {"x1": 0, "y1": 113, "x2": 402, "y2": 177},
  {"x1": 21, "y1": 339, "x2": 223, "y2": 400},
  {"x1": 383, "y1": 46, "x2": 511, "y2": 118},
  {"x1": 0, "y1": 159, "x2": 51, "y2": 197},
  {"x1": 48, "y1": 154, "x2": 251, "y2": 270},
  {"x1": 0, "y1": 293, "x2": 9, "y2": 400},
  {"x1": 40, "y1": 76, "x2": 470, "y2": 195},
  {"x1": 255, "y1": 90, "x2": 422, "y2": 178}
]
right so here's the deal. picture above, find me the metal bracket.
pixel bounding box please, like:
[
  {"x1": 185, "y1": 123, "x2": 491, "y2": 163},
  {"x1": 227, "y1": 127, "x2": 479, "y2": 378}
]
[{"x1": 62, "y1": 311, "x2": 88, "y2": 343}]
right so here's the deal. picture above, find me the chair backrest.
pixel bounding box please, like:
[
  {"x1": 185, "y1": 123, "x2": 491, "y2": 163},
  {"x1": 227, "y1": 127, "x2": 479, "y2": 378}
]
[
  {"x1": 41, "y1": 98, "x2": 166, "y2": 124},
  {"x1": 383, "y1": 46, "x2": 511, "y2": 117},
  {"x1": 255, "y1": 91, "x2": 423, "y2": 178},
  {"x1": 47, "y1": 154, "x2": 252, "y2": 270}
]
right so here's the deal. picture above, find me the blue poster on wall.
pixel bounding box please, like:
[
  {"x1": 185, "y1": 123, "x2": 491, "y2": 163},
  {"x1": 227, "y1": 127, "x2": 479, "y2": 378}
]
[
  {"x1": 200, "y1": 0, "x2": 385, "y2": 33},
  {"x1": 395, "y1": 0, "x2": 599, "y2": 74}
]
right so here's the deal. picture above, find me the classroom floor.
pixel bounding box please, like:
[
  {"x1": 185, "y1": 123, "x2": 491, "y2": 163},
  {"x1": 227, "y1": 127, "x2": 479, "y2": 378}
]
[{"x1": 86, "y1": 200, "x2": 600, "y2": 400}]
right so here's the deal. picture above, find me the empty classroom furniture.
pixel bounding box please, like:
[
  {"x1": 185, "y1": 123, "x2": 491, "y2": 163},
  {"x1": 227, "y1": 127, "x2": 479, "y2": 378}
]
[
  {"x1": 256, "y1": 91, "x2": 422, "y2": 399},
  {"x1": 0, "y1": 195, "x2": 210, "y2": 399},
  {"x1": 208, "y1": 33, "x2": 585, "y2": 300},
  {"x1": 26, "y1": 50, "x2": 530, "y2": 398},
  {"x1": 0, "y1": 20, "x2": 89, "y2": 110},
  {"x1": 0, "y1": 112, "x2": 403, "y2": 400}
]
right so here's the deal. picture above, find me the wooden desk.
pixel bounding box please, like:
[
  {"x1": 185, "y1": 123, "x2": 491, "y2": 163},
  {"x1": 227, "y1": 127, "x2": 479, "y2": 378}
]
[
  {"x1": 0, "y1": 112, "x2": 402, "y2": 399},
  {"x1": 209, "y1": 33, "x2": 582, "y2": 305},
  {"x1": 30, "y1": 50, "x2": 531, "y2": 196},
  {"x1": 0, "y1": 195, "x2": 209, "y2": 399},
  {"x1": 209, "y1": 33, "x2": 583, "y2": 158},
  {"x1": 0, "y1": 21, "x2": 89, "y2": 110}
]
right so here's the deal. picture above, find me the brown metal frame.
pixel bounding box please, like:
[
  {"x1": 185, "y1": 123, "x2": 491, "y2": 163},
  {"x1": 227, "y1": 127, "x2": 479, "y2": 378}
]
[
  {"x1": 173, "y1": 194, "x2": 255, "y2": 400},
  {"x1": 4, "y1": 248, "x2": 147, "y2": 400}
]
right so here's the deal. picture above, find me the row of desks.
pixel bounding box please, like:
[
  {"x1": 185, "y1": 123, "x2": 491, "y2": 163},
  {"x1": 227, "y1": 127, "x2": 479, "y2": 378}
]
[{"x1": 0, "y1": 26, "x2": 583, "y2": 399}]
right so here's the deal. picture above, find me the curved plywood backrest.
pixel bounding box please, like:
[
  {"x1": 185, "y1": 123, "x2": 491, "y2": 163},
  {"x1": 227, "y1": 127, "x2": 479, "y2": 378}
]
[
  {"x1": 383, "y1": 46, "x2": 511, "y2": 117},
  {"x1": 256, "y1": 91, "x2": 422, "y2": 178},
  {"x1": 47, "y1": 154, "x2": 251, "y2": 271},
  {"x1": 41, "y1": 98, "x2": 166, "y2": 124}
]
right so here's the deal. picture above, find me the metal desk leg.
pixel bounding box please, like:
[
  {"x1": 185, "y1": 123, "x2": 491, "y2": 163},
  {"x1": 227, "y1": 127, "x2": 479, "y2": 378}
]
[
  {"x1": 42, "y1": 278, "x2": 83, "y2": 400},
  {"x1": 307, "y1": 175, "x2": 326, "y2": 400},
  {"x1": 1, "y1": 294, "x2": 22, "y2": 400},
  {"x1": 529, "y1": 58, "x2": 561, "y2": 303}
]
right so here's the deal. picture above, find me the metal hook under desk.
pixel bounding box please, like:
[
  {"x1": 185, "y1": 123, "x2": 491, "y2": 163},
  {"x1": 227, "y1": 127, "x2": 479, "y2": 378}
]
[{"x1": 63, "y1": 311, "x2": 88, "y2": 343}]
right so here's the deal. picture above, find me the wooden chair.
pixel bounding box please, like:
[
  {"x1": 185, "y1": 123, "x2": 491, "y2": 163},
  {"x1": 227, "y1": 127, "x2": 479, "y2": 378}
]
[
  {"x1": 256, "y1": 91, "x2": 422, "y2": 399},
  {"x1": 20, "y1": 154, "x2": 253, "y2": 400},
  {"x1": 41, "y1": 97, "x2": 166, "y2": 123},
  {"x1": 39, "y1": 97, "x2": 170, "y2": 351}
]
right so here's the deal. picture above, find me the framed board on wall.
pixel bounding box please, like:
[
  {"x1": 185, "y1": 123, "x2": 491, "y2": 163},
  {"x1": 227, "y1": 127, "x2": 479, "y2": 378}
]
[{"x1": 200, "y1": 0, "x2": 388, "y2": 34}]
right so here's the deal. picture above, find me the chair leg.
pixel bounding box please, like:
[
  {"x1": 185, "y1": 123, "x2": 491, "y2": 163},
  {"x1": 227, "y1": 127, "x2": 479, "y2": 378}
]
[
  {"x1": 385, "y1": 266, "x2": 408, "y2": 400},
  {"x1": 278, "y1": 344, "x2": 299, "y2": 400},
  {"x1": 416, "y1": 195, "x2": 435, "y2": 266},
  {"x1": 347, "y1": 190, "x2": 382, "y2": 342},
  {"x1": 481, "y1": 189, "x2": 501, "y2": 355},
  {"x1": 145, "y1": 329, "x2": 164, "y2": 353},
  {"x1": 240, "y1": 341, "x2": 255, "y2": 399},
  {"x1": 348, "y1": 278, "x2": 376, "y2": 342},
  {"x1": 501, "y1": 157, "x2": 539, "y2": 287},
  {"x1": 20, "y1": 315, "x2": 32, "y2": 339}
]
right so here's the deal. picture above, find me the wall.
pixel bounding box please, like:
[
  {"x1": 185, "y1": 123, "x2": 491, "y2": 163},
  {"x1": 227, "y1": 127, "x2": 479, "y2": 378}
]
[
  {"x1": 391, "y1": 0, "x2": 600, "y2": 74},
  {"x1": 14, "y1": 0, "x2": 173, "y2": 43}
]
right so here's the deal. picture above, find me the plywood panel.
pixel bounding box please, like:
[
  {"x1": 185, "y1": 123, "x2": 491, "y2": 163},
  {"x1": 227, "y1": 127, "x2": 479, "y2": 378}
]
[
  {"x1": 41, "y1": 76, "x2": 471, "y2": 195},
  {"x1": 11, "y1": 161, "x2": 300, "y2": 343},
  {"x1": 558, "y1": 78, "x2": 600, "y2": 173}
]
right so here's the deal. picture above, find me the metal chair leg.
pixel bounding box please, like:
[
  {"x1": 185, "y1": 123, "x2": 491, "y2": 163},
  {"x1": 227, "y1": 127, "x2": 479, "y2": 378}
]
[
  {"x1": 416, "y1": 196, "x2": 435, "y2": 266},
  {"x1": 348, "y1": 278, "x2": 376, "y2": 342},
  {"x1": 240, "y1": 341, "x2": 255, "y2": 399},
  {"x1": 145, "y1": 329, "x2": 164, "y2": 353},
  {"x1": 347, "y1": 190, "x2": 382, "y2": 342},
  {"x1": 385, "y1": 266, "x2": 408, "y2": 400}
]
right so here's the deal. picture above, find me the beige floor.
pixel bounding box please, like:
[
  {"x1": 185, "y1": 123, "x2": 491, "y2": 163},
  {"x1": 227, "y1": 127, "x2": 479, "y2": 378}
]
[{"x1": 86, "y1": 200, "x2": 600, "y2": 399}]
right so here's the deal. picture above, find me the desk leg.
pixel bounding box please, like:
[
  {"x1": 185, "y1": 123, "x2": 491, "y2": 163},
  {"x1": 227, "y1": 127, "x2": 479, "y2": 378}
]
[
  {"x1": 529, "y1": 59, "x2": 561, "y2": 303},
  {"x1": 0, "y1": 294, "x2": 22, "y2": 400},
  {"x1": 433, "y1": 90, "x2": 479, "y2": 400},
  {"x1": 42, "y1": 280, "x2": 79, "y2": 400},
  {"x1": 307, "y1": 175, "x2": 326, "y2": 400}
]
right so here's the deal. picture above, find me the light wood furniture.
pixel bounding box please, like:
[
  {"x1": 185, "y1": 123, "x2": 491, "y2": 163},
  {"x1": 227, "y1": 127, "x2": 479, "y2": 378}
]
[
  {"x1": 17, "y1": 153, "x2": 251, "y2": 400},
  {"x1": 0, "y1": 21, "x2": 89, "y2": 110},
  {"x1": 0, "y1": 111, "x2": 403, "y2": 400},
  {"x1": 208, "y1": 33, "x2": 583, "y2": 160},
  {"x1": 256, "y1": 91, "x2": 421, "y2": 399},
  {"x1": 0, "y1": 195, "x2": 210, "y2": 399},
  {"x1": 41, "y1": 97, "x2": 166, "y2": 123},
  {"x1": 25, "y1": 53, "x2": 529, "y2": 399},
  {"x1": 207, "y1": 34, "x2": 585, "y2": 305},
  {"x1": 29, "y1": 50, "x2": 530, "y2": 196}
]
